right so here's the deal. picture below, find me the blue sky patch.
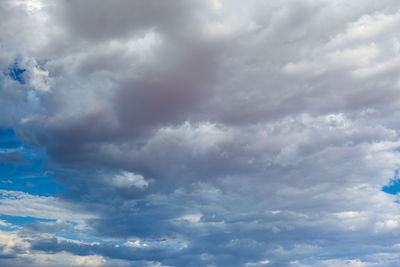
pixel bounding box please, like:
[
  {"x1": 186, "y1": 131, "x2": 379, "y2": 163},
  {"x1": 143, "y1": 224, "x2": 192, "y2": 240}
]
[
  {"x1": 0, "y1": 129, "x2": 63, "y2": 196},
  {"x1": 0, "y1": 129, "x2": 22, "y2": 149},
  {"x1": 7, "y1": 59, "x2": 26, "y2": 84},
  {"x1": 8, "y1": 58, "x2": 26, "y2": 84},
  {"x1": 382, "y1": 170, "x2": 400, "y2": 195},
  {"x1": 0, "y1": 215, "x2": 55, "y2": 227}
]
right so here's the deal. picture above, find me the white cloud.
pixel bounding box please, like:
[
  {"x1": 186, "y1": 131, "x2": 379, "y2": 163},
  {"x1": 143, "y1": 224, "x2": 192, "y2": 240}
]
[
  {"x1": 246, "y1": 259, "x2": 270, "y2": 266},
  {"x1": 124, "y1": 239, "x2": 148, "y2": 248},
  {"x1": 0, "y1": 190, "x2": 96, "y2": 223},
  {"x1": 111, "y1": 171, "x2": 149, "y2": 189},
  {"x1": 0, "y1": 230, "x2": 107, "y2": 266}
]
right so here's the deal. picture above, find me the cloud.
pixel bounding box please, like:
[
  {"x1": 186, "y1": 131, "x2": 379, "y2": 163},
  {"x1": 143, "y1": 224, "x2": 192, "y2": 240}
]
[
  {"x1": 1, "y1": 0, "x2": 400, "y2": 266},
  {"x1": 0, "y1": 230, "x2": 132, "y2": 267},
  {"x1": 110, "y1": 171, "x2": 149, "y2": 189},
  {"x1": 0, "y1": 190, "x2": 96, "y2": 224}
]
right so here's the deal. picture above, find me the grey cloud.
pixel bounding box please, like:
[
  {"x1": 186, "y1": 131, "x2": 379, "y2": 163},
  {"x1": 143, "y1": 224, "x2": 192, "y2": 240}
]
[
  {"x1": 0, "y1": 152, "x2": 28, "y2": 164},
  {"x1": 23, "y1": 220, "x2": 76, "y2": 234},
  {"x1": 52, "y1": 0, "x2": 202, "y2": 41},
  {"x1": 2, "y1": 0, "x2": 400, "y2": 266}
]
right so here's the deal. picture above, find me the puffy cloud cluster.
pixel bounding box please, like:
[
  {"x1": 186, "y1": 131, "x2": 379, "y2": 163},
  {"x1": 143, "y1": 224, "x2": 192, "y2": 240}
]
[{"x1": 1, "y1": 0, "x2": 400, "y2": 266}]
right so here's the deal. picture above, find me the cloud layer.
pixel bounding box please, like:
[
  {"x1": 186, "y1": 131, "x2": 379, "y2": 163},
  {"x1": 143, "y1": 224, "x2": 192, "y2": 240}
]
[{"x1": 1, "y1": 0, "x2": 400, "y2": 266}]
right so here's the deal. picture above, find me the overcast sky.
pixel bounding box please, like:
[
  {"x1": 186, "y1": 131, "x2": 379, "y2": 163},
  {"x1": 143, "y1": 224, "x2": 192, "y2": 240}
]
[{"x1": 1, "y1": 0, "x2": 400, "y2": 266}]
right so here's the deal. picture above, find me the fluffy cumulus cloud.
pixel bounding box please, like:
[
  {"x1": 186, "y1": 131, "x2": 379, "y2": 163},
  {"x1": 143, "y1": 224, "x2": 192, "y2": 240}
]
[{"x1": 1, "y1": 0, "x2": 400, "y2": 266}]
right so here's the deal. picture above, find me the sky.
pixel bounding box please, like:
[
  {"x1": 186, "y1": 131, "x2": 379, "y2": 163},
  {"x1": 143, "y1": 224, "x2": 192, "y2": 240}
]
[{"x1": 1, "y1": 0, "x2": 400, "y2": 266}]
